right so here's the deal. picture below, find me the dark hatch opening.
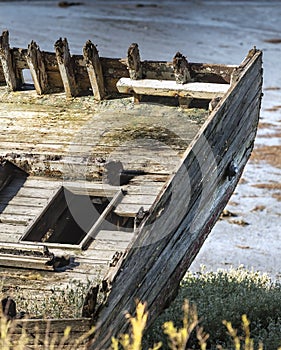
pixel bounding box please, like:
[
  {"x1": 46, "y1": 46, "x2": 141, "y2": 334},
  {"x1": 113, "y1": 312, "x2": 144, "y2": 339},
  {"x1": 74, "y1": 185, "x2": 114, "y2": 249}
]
[{"x1": 21, "y1": 186, "x2": 133, "y2": 248}]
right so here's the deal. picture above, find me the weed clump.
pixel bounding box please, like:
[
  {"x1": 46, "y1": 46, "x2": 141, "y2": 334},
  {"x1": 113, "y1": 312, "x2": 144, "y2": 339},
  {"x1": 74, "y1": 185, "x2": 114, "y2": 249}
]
[{"x1": 145, "y1": 267, "x2": 281, "y2": 349}]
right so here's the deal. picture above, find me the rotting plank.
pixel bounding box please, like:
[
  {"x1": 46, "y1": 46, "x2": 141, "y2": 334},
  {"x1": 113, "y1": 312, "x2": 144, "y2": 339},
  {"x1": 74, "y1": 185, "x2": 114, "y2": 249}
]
[
  {"x1": 94, "y1": 230, "x2": 134, "y2": 242},
  {"x1": 89, "y1": 51, "x2": 263, "y2": 349},
  {"x1": 127, "y1": 43, "x2": 142, "y2": 80},
  {"x1": 0, "y1": 30, "x2": 18, "y2": 90},
  {"x1": 0, "y1": 223, "x2": 26, "y2": 235},
  {"x1": 0, "y1": 196, "x2": 47, "y2": 207},
  {"x1": 114, "y1": 203, "x2": 151, "y2": 217},
  {"x1": 0, "y1": 254, "x2": 53, "y2": 270},
  {"x1": 12, "y1": 317, "x2": 92, "y2": 334},
  {"x1": 117, "y1": 78, "x2": 230, "y2": 99},
  {"x1": 0, "y1": 233, "x2": 22, "y2": 243},
  {"x1": 0, "y1": 213, "x2": 34, "y2": 225},
  {"x1": 54, "y1": 38, "x2": 78, "y2": 97},
  {"x1": 26, "y1": 41, "x2": 49, "y2": 95},
  {"x1": 0, "y1": 206, "x2": 42, "y2": 220},
  {"x1": 83, "y1": 40, "x2": 105, "y2": 100}
]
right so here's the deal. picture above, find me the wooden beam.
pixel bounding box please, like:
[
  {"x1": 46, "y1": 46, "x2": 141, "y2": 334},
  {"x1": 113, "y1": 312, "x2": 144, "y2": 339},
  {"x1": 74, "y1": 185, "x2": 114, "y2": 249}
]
[
  {"x1": 0, "y1": 242, "x2": 49, "y2": 255},
  {"x1": 0, "y1": 254, "x2": 53, "y2": 270},
  {"x1": 21, "y1": 186, "x2": 67, "y2": 242},
  {"x1": 80, "y1": 189, "x2": 125, "y2": 250},
  {"x1": 117, "y1": 77, "x2": 230, "y2": 99},
  {"x1": 0, "y1": 242, "x2": 53, "y2": 270},
  {"x1": 12, "y1": 317, "x2": 92, "y2": 334},
  {"x1": 127, "y1": 43, "x2": 142, "y2": 80},
  {"x1": 0, "y1": 30, "x2": 18, "y2": 91},
  {"x1": 83, "y1": 40, "x2": 105, "y2": 100},
  {"x1": 172, "y1": 51, "x2": 191, "y2": 84},
  {"x1": 54, "y1": 37, "x2": 78, "y2": 97},
  {"x1": 26, "y1": 40, "x2": 49, "y2": 95}
]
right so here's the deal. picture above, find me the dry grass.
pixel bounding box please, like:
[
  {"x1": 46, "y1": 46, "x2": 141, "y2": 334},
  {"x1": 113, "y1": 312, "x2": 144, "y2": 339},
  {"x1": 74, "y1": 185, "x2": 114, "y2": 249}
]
[
  {"x1": 1, "y1": 269, "x2": 281, "y2": 349},
  {"x1": 145, "y1": 267, "x2": 281, "y2": 350}
]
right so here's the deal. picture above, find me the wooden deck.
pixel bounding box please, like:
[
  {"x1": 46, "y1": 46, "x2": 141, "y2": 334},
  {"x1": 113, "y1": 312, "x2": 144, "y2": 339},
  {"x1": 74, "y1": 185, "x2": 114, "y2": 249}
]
[
  {"x1": 0, "y1": 89, "x2": 208, "y2": 319},
  {"x1": 0, "y1": 33, "x2": 262, "y2": 348}
]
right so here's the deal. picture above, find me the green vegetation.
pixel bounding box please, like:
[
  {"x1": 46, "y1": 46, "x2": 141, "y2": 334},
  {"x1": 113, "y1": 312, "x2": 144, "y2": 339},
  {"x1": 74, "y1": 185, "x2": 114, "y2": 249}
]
[
  {"x1": 145, "y1": 266, "x2": 281, "y2": 349},
  {"x1": 2, "y1": 278, "x2": 91, "y2": 319},
  {"x1": 1, "y1": 267, "x2": 281, "y2": 349}
]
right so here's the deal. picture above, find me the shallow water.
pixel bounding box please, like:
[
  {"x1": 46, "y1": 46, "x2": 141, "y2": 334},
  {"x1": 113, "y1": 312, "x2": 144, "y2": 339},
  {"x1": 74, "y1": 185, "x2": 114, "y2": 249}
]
[{"x1": 0, "y1": 0, "x2": 280, "y2": 278}]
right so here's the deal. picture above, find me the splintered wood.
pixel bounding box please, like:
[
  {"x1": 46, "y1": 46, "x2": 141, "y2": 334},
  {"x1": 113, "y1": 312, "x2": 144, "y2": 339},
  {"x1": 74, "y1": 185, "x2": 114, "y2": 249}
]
[
  {"x1": 0, "y1": 34, "x2": 262, "y2": 350},
  {"x1": 0, "y1": 30, "x2": 235, "y2": 99}
]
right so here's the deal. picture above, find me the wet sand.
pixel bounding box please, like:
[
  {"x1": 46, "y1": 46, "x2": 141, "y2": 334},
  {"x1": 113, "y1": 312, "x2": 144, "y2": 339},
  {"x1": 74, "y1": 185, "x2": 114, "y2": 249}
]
[{"x1": 0, "y1": 0, "x2": 280, "y2": 279}]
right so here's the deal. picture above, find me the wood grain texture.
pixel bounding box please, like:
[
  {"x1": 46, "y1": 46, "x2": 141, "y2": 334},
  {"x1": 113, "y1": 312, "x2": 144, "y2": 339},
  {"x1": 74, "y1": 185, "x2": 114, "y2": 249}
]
[
  {"x1": 117, "y1": 78, "x2": 230, "y2": 99},
  {"x1": 0, "y1": 30, "x2": 235, "y2": 97},
  {"x1": 89, "y1": 51, "x2": 263, "y2": 349},
  {"x1": 83, "y1": 40, "x2": 105, "y2": 100},
  {"x1": 26, "y1": 41, "x2": 49, "y2": 94},
  {"x1": 0, "y1": 30, "x2": 18, "y2": 90}
]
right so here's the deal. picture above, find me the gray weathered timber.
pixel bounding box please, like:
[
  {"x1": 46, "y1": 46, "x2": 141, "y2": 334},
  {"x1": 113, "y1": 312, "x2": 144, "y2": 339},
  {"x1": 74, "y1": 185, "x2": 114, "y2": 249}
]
[
  {"x1": 88, "y1": 51, "x2": 263, "y2": 349},
  {"x1": 54, "y1": 38, "x2": 78, "y2": 97},
  {"x1": 116, "y1": 78, "x2": 230, "y2": 99},
  {"x1": 83, "y1": 40, "x2": 105, "y2": 100},
  {"x1": 0, "y1": 30, "x2": 235, "y2": 96},
  {"x1": 172, "y1": 51, "x2": 191, "y2": 84},
  {"x1": 0, "y1": 39, "x2": 262, "y2": 350},
  {"x1": 127, "y1": 43, "x2": 142, "y2": 80},
  {"x1": 10, "y1": 318, "x2": 92, "y2": 350},
  {"x1": 0, "y1": 31, "x2": 18, "y2": 90},
  {"x1": 26, "y1": 41, "x2": 49, "y2": 95}
]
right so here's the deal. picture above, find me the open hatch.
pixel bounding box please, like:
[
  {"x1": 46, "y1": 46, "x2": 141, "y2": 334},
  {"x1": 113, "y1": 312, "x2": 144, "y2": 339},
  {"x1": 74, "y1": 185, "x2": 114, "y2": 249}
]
[{"x1": 20, "y1": 186, "x2": 126, "y2": 250}]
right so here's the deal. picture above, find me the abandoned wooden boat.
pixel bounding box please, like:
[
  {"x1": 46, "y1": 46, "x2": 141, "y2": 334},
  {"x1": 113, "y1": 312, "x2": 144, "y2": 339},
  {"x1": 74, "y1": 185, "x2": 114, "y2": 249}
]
[{"x1": 0, "y1": 30, "x2": 262, "y2": 349}]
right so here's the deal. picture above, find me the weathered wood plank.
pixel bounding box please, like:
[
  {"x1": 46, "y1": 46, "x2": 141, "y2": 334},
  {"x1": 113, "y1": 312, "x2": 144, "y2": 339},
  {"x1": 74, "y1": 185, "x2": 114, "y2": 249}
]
[
  {"x1": 114, "y1": 203, "x2": 151, "y2": 217},
  {"x1": 54, "y1": 38, "x2": 78, "y2": 97},
  {"x1": 0, "y1": 204, "x2": 43, "y2": 216},
  {"x1": 117, "y1": 194, "x2": 156, "y2": 205},
  {"x1": 11, "y1": 317, "x2": 91, "y2": 334},
  {"x1": 0, "y1": 196, "x2": 48, "y2": 208},
  {"x1": 80, "y1": 189, "x2": 124, "y2": 250},
  {"x1": 94, "y1": 230, "x2": 134, "y2": 242},
  {"x1": 0, "y1": 213, "x2": 34, "y2": 225},
  {"x1": 0, "y1": 223, "x2": 26, "y2": 234},
  {"x1": 89, "y1": 51, "x2": 263, "y2": 348},
  {"x1": 20, "y1": 186, "x2": 66, "y2": 242},
  {"x1": 0, "y1": 185, "x2": 57, "y2": 199},
  {"x1": 0, "y1": 233, "x2": 22, "y2": 243},
  {"x1": 117, "y1": 78, "x2": 230, "y2": 99},
  {"x1": 83, "y1": 40, "x2": 105, "y2": 100},
  {"x1": 26, "y1": 41, "x2": 49, "y2": 95},
  {"x1": 0, "y1": 31, "x2": 18, "y2": 90},
  {"x1": 0, "y1": 254, "x2": 53, "y2": 270},
  {"x1": 172, "y1": 51, "x2": 191, "y2": 84},
  {"x1": 127, "y1": 43, "x2": 142, "y2": 80}
]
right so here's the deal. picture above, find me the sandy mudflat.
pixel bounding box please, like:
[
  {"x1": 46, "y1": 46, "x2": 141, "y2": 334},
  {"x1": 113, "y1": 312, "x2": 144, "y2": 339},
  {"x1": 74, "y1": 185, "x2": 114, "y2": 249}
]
[{"x1": 0, "y1": 0, "x2": 280, "y2": 279}]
